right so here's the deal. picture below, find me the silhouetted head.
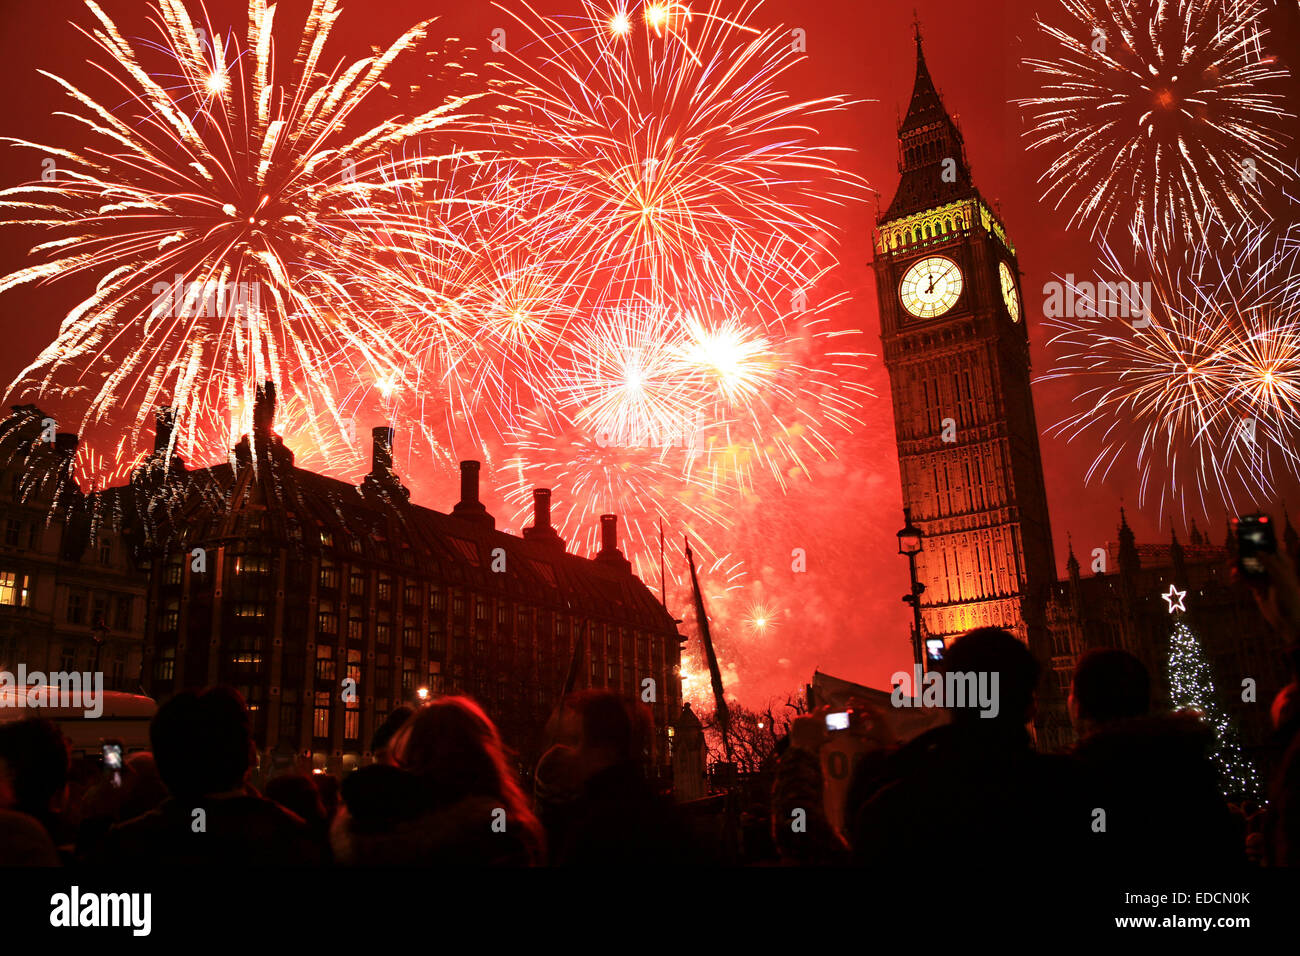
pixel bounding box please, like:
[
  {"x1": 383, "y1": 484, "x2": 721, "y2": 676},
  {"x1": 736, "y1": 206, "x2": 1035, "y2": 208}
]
[
  {"x1": 1070, "y1": 648, "x2": 1151, "y2": 729},
  {"x1": 562, "y1": 689, "x2": 651, "y2": 778},
  {"x1": 371, "y1": 705, "x2": 414, "y2": 764},
  {"x1": 941, "y1": 627, "x2": 1040, "y2": 726},
  {"x1": 149, "y1": 687, "x2": 255, "y2": 800},
  {"x1": 533, "y1": 744, "x2": 581, "y2": 807},
  {"x1": 0, "y1": 718, "x2": 69, "y2": 821},
  {"x1": 391, "y1": 697, "x2": 517, "y2": 807}
]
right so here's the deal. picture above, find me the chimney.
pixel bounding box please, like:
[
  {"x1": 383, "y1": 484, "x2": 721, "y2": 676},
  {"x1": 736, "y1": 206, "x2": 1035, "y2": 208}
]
[
  {"x1": 371, "y1": 426, "x2": 394, "y2": 474},
  {"x1": 596, "y1": 513, "x2": 631, "y2": 572},
  {"x1": 361, "y1": 424, "x2": 410, "y2": 500},
  {"x1": 253, "y1": 380, "x2": 276, "y2": 442},
  {"x1": 234, "y1": 379, "x2": 294, "y2": 467},
  {"x1": 153, "y1": 406, "x2": 176, "y2": 453},
  {"x1": 523, "y1": 487, "x2": 565, "y2": 551},
  {"x1": 451, "y1": 460, "x2": 494, "y2": 530}
]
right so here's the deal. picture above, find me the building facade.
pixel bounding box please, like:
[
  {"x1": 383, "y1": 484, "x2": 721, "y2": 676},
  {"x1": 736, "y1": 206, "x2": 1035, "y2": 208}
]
[
  {"x1": 127, "y1": 384, "x2": 684, "y2": 776},
  {"x1": 873, "y1": 35, "x2": 1056, "y2": 659},
  {"x1": 1040, "y1": 512, "x2": 1299, "y2": 768},
  {"x1": 0, "y1": 406, "x2": 147, "y2": 689}
]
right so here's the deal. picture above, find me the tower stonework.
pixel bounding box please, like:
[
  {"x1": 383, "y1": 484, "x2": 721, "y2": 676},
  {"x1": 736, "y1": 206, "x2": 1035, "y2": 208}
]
[{"x1": 874, "y1": 36, "x2": 1056, "y2": 661}]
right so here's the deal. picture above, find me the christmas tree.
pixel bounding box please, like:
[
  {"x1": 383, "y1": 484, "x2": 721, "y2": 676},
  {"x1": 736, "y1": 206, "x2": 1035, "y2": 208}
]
[{"x1": 1167, "y1": 618, "x2": 1261, "y2": 798}]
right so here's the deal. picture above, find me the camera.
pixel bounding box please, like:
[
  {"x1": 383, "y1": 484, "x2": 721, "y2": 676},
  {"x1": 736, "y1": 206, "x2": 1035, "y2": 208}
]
[
  {"x1": 1234, "y1": 513, "x2": 1276, "y2": 580},
  {"x1": 824, "y1": 711, "x2": 850, "y2": 732}
]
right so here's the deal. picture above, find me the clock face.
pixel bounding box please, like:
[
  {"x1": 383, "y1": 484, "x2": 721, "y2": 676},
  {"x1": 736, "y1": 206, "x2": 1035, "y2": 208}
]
[
  {"x1": 999, "y1": 261, "x2": 1021, "y2": 322},
  {"x1": 900, "y1": 256, "x2": 963, "y2": 318}
]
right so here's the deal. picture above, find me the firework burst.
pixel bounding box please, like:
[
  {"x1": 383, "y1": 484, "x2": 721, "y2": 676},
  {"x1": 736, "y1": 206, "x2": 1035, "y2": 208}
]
[
  {"x1": 490, "y1": 0, "x2": 864, "y2": 317},
  {"x1": 0, "y1": 0, "x2": 482, "y2": 461},
  {"x1": 1043, "y1": 221, "x2": 1300, "y2": 520},
  {"x1": 1017, "y1": 0, "x2": 1293, "y2": 246}
]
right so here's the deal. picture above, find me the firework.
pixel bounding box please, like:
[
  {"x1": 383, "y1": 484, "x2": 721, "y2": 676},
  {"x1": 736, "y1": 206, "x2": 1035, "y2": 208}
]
[
  {"x1": 0, "y1": 0, "x2": 482, "y2": 461},
  {"x1": 1017, "y1": 0, "x2": 1293, "y2": 246},
  {"x1": 490, "y1": 0, "x2": 864, "y2": 318},
  {"x1": 500, "y1": 407, "x2": 732, "y2": 565},
  {"x1": 1042, "y1": 221, "x2": 1300, "y2": 519}
]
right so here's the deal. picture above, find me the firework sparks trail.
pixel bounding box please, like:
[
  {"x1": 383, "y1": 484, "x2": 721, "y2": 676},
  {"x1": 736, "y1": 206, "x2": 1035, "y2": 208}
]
[
  {"x1": 1042, "y1": 221, "x2": 1300, "y2": 521},
  {"x1": 488, "y1": 0, "x2": 864, "y2": 317},
  {"x1": 1017, "y1": 0, "x2": 1293, "y2": 247},
  {"x1": 0, "y1": 0, "x2": 484, "y2": 461}
]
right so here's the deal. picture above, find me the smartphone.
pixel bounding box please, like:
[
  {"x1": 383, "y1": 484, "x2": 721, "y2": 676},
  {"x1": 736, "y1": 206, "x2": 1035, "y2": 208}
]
[
  {"x1": 1235, "y1": 513, "x2": 1276, "y2": 579},
  {"x1": 102, "y1": 742, "x2": 123, "y2": 772},
  {"x1": 825, "y1": 711, "x2": 850, "y2": 732}
]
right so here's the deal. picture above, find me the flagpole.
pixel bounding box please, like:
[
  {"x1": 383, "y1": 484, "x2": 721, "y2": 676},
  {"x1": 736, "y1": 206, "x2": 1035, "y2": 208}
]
[{"x1": 685, "y1": 535, "x2": 732, "y2": 763}]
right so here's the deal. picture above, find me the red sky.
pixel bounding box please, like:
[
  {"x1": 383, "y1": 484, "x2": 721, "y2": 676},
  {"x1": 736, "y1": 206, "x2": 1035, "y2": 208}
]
[{"x1": 1, "y1": 0, "x2": 1297, "y2": 704}]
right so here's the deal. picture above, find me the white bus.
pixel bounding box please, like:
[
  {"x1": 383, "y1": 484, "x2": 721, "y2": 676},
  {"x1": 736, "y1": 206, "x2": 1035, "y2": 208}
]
[{"x1": 0, "y1": 690, "x2": 157, "y2": 757}]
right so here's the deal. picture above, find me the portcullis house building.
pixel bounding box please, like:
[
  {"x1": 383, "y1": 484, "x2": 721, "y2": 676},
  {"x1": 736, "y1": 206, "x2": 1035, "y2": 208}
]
[{"x1": 127, "y1": 383, "x2": 685, "y2": 776}]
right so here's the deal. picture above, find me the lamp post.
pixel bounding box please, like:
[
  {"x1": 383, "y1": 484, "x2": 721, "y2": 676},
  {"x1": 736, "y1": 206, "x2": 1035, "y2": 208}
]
[{"x1": 896, "y1": 507, "x2": 926, "y2": 676}]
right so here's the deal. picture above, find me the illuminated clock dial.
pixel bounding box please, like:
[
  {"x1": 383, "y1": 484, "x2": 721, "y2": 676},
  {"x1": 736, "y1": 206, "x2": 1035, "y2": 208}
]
[
  {"x1": 999, "y1": 261, "x2": 1021, "y2": 323},
  {"x1": 900, "y1": 256, "x2": 963, "y2": 318}
]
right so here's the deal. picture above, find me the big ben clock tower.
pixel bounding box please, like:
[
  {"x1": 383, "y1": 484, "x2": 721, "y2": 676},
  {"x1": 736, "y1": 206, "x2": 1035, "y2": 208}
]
[{"x1": 874, "y1": 32, "x2": 1056, "y2": 661}]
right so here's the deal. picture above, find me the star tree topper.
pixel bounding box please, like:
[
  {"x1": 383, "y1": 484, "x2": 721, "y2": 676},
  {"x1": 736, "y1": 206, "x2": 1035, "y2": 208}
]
[{"x1": 1163, "y1": 583, "x2": 1187, "y2": 614}]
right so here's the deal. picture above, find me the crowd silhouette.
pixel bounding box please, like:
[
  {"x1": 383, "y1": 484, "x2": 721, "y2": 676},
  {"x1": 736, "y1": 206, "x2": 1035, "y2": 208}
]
[{"x1": 1, "y1": 551, "x2": 1299, "y2": 869}]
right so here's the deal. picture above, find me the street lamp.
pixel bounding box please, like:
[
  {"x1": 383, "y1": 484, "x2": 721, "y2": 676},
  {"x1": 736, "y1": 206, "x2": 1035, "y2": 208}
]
[
  {"x1": 896, "y1": 507, "x2": 926, "y2": 676},
  {"x1": 416, "y1": 686, "x2": 429, "y2": 703}
]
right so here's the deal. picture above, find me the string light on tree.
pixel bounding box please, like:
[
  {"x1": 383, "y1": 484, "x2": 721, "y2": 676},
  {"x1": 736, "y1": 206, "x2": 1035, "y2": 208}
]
[{"x1": 1167, "y1": 617, "x2": 1261, "y2": 797}]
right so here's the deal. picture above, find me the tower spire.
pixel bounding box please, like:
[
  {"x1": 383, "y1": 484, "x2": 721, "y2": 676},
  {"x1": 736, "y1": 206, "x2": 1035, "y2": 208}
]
[{"x1": 884, "y1": 27, "x2": 973, "y2": 220}]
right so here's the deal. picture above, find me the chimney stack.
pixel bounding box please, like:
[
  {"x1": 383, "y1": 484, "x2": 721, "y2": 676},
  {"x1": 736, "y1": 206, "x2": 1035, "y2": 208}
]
[
  {"x1": 360, "y1": 423, "x2": 410, "y2": 500},
  {"x1": 596, "y1": 513, "x2": 631, "y2": 572},
  {"x1": 451, "y1": 460, "x2": 495, "y2": 530},
  {"x1": 523, "y1": 487, "x2": 565, "y2": 551},
  {"x1": 253, "y1": 380, "x2": 276, "y2": 441},
  {"x1": 371, "y1": 426, "x2": 394, "y2": 474},
  {"x1": 153, "y1": 406, "x2": 176, "y2": 453}
]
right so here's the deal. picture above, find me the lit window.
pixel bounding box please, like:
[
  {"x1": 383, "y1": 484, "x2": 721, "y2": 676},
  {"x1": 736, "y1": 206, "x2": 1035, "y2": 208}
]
[{"x1": 0, "y1": 571, "x2": 30, "y2": 607}]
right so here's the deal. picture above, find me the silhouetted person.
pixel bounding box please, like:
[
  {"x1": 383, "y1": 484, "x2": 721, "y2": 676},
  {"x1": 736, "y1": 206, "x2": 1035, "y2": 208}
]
[
  {"x1": 0, "y1": 717, "x2": 72, "y2": 857},
  {"x1": 97, "y1": 687, "x2": 324, "y2": 866},
  {"x1": 266, "y1": 773, "x2": 332, "y2": 862},
  {"x1": 74, "y1": 751, "x2": 168, "y2": 863},
  {"x1": 552, "y1": 690, "x2": 690, "y2": 865},
  {"x1": 850, "y1": 627, "x2": 1088, "y2": 868},
  {"x1": 313, "y1": 772, "x2": 341, "y2": 827},
  {"x1": 533, "y1": 744, "x2": 582, "y2": 864},
  {"x1": 331, "y1": 697, "x2": 544, "y2": 865},
  {"x1": 1069, "y1": 648, "x2": 1243, "y2": 866}
]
